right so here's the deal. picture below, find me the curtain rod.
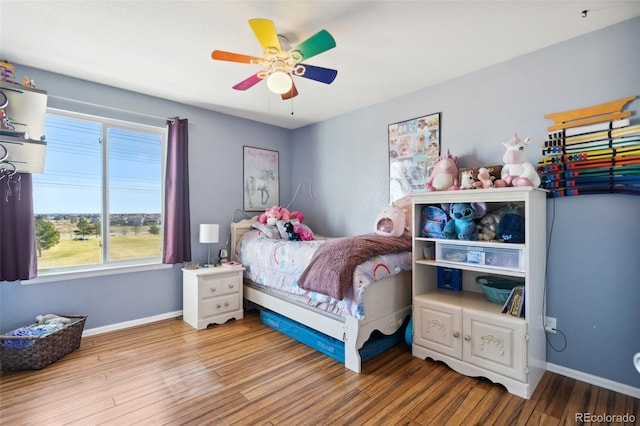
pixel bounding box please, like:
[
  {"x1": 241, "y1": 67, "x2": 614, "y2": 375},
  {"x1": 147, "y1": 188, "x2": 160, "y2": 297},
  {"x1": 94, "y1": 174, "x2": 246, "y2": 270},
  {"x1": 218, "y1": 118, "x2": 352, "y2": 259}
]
[{"x1": 47, "y1": 95, "x2": 194, "y2": 125}]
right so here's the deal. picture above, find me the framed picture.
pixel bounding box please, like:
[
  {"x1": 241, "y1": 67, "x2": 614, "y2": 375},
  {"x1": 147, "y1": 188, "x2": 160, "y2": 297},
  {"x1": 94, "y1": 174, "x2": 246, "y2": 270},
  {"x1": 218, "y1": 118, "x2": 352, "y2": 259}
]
[
  {"x1": 243, "y1": 146, "x2": 279, "y2": 211},
  {"x1": 388, "y1": 112, "x2": 441, "y2": 201}
]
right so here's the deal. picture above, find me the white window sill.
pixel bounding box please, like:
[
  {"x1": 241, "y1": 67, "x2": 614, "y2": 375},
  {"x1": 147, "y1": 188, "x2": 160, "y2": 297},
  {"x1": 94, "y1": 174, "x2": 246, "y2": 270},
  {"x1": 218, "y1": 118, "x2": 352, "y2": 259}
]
[{"x1": 20, "y1": 262, "x2": 173, "y2": 285}]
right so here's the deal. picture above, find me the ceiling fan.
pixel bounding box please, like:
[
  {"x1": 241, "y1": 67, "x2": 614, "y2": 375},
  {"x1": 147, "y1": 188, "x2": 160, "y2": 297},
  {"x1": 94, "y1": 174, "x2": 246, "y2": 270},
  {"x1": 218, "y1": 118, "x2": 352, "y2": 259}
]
[{"x1": 211, "y1": 18, "x2": 337, "y2": 100}]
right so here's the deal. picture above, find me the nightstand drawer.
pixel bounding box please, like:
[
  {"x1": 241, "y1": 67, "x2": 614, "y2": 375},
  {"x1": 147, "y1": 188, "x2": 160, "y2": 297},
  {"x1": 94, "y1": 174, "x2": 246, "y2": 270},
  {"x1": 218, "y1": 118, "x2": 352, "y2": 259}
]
[
  {"x1": 202, "y1": 294, "x2": 240, "y2": 317},
  {"x1": 200, "y1": 274, "x2": 240, "y2": 298}
]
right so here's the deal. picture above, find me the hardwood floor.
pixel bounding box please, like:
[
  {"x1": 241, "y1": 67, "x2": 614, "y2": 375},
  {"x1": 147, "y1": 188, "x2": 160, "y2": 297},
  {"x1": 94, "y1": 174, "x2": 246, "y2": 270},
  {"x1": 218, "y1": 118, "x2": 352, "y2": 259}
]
[{"x1": 1, "y1": 311, "x2": 638, "y2": 425}]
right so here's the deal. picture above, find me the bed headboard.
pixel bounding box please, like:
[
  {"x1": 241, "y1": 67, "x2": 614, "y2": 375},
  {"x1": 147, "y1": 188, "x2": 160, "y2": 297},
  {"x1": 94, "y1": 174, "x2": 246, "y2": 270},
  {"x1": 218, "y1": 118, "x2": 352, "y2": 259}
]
[{"x1": 230, "y1": 215, "x2": 259, "y2": 261}]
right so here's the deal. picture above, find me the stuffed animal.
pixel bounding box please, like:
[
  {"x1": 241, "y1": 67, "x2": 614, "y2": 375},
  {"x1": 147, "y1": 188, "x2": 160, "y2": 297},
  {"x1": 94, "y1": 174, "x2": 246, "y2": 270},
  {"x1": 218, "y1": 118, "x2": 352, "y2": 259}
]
[
  {"x1": 498, "y1": 213, "x2": 525, "y2": 243},
  {"x1": 258, "y1": 205, "x2": 291, "y2": 225},
  {"x1": 374, "y1": 203, "x2": 407, "y2": 237},
  {"x1": 443, "y1": 202, "x2": 486, "y2": 240},
  {"x1": 494, "y1": 134, "x2": 541, "y2": 188},
  {"x1": 426, "y1": 150, "x2": 459, "y2": 191},
  {"x1": 476, "y1": 213, "x2": 500, "y2": 241},
  {"x1": 474, "y1": 167, "x2": 495, "y2": 189},
  {"x1": 459, "y1": 169, "x2": 477, "y2": 190},
  {"x1": 294, "y1": 224, "x2": 314, "y2": 241},
  {"x1": 475, "y1": 204, "x2": 520, "y2": 241},
  {"x1": 283, "y1": 221, "x2": 301, "y2": 241}
]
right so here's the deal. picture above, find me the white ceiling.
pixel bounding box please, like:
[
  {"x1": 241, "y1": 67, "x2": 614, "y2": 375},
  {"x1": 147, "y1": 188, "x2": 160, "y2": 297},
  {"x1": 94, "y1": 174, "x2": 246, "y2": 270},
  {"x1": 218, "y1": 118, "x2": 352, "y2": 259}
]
[{"x1": 1, "y1": 1, "x2": 639, "y2": 129}]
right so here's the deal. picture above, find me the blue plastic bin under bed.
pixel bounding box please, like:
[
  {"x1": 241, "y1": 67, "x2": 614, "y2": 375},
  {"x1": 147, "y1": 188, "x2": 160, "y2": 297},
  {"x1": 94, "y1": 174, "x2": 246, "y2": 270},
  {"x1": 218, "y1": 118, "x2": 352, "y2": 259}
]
[{"x1": 260, "y1": 308, "x2": 407, "y2": 364}]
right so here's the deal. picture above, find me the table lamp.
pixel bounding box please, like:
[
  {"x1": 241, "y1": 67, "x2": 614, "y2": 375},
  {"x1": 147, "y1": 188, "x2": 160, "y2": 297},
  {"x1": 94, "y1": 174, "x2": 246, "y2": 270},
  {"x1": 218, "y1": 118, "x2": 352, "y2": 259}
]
[{"x1": 199, "y1": 224, "x2": 219, "y2": 267}]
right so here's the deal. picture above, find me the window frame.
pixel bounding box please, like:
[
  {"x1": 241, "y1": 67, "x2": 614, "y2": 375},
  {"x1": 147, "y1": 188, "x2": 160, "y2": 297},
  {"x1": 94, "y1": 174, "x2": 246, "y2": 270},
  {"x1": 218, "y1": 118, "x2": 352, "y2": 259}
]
[{"x1": 28, "y1": 108, "x2": 168, "y2": 282}]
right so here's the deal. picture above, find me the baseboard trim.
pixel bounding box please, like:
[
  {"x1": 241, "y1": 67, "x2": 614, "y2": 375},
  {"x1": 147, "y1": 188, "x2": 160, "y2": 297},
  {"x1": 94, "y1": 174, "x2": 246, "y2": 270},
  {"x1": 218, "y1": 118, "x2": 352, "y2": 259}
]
[
  {"x1": 82, "y1": 311, "x2": 183, "y2": 337},
  {"x1": 546, "y1": 362, "x2": 640, "y2": 399}
]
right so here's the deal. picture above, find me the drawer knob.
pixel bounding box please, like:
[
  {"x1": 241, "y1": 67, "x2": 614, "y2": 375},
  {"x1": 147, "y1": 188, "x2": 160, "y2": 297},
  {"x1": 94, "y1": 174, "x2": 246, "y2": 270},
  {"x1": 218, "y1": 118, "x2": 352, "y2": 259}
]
[
  {"x1": 216, "y1": 304, "x2": 221, "y2": 309},
  {"x1": 224, "y1": 302, "x2": 229, "y2": 307},
  {"x1": 453, "y1": 331, "x2": 460, "y2": 338},
  {"x1": 210, "y1": 288, "x2": 217, "y2": 293},
  {"x1": 464, "y1": 334, "x2": 471, "y2": 341},
  {"x1": 228, "y1": 284, "x2": 235, "y2": 289}
]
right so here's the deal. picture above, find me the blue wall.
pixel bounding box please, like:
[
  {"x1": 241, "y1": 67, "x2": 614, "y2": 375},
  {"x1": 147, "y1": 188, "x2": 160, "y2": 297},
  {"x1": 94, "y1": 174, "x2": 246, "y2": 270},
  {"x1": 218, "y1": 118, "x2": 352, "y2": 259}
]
[
  {"x1": 0, "y1": 18, "x2": 638, "y2": 390},
  {"x1": 291, "y1": 18, "x2": 640, "y2": 389}
]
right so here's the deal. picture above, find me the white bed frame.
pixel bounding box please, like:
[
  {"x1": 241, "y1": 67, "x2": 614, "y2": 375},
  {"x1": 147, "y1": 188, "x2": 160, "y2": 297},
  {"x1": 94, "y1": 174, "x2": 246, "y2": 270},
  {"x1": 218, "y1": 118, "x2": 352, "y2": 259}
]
[{"x1": 231, "y1": 217, "x2": 412, "y2": 373}]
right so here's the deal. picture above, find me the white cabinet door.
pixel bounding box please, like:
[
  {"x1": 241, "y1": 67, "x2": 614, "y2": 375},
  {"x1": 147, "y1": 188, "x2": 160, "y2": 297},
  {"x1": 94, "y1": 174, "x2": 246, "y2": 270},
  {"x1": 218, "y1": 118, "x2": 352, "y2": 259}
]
[
  {"x1": 463, "y1": 310, "x2": 527, "y2": 381},
  {"x1": 414, "y1": 299, "x2": 462, "y2": 360}
]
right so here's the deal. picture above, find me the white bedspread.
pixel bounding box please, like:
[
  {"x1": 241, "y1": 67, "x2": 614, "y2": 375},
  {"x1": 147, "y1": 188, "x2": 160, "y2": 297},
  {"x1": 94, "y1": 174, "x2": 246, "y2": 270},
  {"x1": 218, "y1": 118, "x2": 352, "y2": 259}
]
[{"x1": 236, "y1": 230, "x2": 412, "y2": 319}]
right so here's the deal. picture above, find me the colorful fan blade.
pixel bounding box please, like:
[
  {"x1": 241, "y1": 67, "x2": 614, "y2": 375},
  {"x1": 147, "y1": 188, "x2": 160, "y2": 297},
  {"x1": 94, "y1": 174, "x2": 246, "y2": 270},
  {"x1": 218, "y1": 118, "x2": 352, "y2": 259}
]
[
  {"x1": 293, "y1": 29, "x2": 336, "y2": 61},
  {"x1": 281, "y1": 81, "x2": 298, "y2": 100},
  {"x1": 297, "y1": 64, "x2": 337, "y2": 84},
  {"x1": 211, "y1": 50, "x2": 262, "y2": 64},
  {"x1": 232, "y1": 73, "x2": 264, "y2": 91},
  {"x1": 249, "y1": 18, "x2": 281, "y2": 53}
]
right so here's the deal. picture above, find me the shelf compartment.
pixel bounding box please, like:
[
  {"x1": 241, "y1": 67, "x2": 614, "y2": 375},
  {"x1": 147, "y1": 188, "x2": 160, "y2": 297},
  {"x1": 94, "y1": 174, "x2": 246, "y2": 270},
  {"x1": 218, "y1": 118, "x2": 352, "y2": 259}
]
[{"x1": 436, "y1": 242, "x2": 524, "y2": 272}]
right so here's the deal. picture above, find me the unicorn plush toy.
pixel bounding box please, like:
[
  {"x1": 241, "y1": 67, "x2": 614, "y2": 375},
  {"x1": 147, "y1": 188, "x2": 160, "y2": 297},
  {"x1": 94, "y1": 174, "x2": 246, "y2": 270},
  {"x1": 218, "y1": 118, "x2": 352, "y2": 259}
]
[{"x1": 495, "y1": 134, "x2": 541, "y2": 188}]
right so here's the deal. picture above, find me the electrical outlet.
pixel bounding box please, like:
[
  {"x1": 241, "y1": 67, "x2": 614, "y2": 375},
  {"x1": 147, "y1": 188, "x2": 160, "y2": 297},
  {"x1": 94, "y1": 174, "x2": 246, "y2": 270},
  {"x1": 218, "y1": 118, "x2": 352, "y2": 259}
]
[{"x1": 544, "y1": 316, "x2": 557, "y2": 333}]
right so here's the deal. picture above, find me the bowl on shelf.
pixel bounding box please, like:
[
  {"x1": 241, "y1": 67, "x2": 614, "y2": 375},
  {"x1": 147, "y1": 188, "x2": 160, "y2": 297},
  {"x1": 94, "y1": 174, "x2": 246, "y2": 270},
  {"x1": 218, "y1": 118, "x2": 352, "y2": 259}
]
[{"x1": 475, "y1": 275, "x2": 524, "y2": 304}]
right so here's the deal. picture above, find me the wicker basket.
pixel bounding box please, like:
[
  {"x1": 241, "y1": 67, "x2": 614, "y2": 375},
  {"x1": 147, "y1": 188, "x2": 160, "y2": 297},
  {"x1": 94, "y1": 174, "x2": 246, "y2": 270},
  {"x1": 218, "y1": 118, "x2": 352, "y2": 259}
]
[
  {"x1": 0, "y1": 314, "x2": 86, "y2": 371},
  {"x1": 475, "y1": 276, "x2": 523, "y2": 304}
]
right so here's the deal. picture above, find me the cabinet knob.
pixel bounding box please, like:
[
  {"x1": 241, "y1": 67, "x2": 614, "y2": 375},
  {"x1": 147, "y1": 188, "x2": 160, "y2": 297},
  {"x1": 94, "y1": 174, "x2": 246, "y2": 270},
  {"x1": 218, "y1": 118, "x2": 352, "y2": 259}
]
[
  {"x1": 464, "y1": 335, "x2": 471, "y2": 341},
  {"x1": 453, "y1": 331, "x2": 460, "y2": 338},
  {"x1": 210, "y1": 288, "x2": 217, "y2": 293},
  {"x1": 228, "y1": 284, "x2": 234, "y2": 289}
]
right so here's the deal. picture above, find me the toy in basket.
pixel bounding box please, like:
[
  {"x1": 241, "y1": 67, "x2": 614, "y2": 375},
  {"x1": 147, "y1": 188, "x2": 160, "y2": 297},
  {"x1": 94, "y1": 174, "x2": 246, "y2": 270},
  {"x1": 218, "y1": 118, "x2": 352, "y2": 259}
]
[
  {"x1": 475, "y1": 276, "x2": 523, "y2": 304},
  {"x1": 0, "y1": 314, "x2": 86, "y2": 370}
]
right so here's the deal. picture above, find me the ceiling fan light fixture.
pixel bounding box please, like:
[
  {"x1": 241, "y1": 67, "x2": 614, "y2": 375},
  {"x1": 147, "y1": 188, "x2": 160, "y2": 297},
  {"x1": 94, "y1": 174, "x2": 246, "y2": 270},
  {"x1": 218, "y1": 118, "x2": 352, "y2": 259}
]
[{"x1": 267, "y1": 71, "x2": 293, "y2": 94}]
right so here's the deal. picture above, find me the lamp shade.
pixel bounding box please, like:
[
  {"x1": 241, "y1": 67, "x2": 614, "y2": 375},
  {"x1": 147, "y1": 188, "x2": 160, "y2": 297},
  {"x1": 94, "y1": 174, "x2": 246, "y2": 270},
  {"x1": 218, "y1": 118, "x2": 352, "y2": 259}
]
[
  {"x1": 199, "y1": 224, "x2": 219, "y2": 244},
  {"x1": 267, "y1": 71, "x2": 293, "y2": 94}
]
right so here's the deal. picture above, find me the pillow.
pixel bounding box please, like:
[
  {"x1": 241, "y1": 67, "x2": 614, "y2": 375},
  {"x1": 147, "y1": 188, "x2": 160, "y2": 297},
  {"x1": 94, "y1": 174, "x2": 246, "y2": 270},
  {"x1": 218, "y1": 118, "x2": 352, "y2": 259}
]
[
  {"x1": 276, "y1": 219, "x2": 300, "y2": 239},
  {"x1": 251, "y1": 222, "x2": 281, "y2": 239}
]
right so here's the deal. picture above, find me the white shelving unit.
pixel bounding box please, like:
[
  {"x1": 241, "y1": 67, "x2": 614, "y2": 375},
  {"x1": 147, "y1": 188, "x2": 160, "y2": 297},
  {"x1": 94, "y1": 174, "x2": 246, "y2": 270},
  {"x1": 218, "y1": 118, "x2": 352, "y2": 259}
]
[{"x1": 411, "y1": 187, "x2": 547, "y2": 399}]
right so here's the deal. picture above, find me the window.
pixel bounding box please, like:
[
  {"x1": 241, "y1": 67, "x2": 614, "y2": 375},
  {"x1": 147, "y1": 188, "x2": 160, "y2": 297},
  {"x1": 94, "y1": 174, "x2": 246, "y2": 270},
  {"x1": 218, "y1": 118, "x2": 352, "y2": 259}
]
[{"x1": 32, "y1": 111, "x2": 165, "y2": 275}]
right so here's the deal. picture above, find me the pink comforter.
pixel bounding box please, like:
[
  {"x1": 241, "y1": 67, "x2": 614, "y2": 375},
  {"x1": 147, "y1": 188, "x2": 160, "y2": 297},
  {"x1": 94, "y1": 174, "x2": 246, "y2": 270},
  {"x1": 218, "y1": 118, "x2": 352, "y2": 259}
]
[{"x1": 297, "y1": 233, "x2": 412, "y2": 300}]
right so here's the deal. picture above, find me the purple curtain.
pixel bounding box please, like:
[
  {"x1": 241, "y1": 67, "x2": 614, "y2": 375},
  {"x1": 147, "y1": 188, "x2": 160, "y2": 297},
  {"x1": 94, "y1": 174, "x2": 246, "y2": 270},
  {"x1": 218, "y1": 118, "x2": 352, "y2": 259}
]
[
  {"x1": 0, "y1": 171, "x2": 37, "y2": 281},
  {"x1": 162, "y1": 117, "x2": 191, "y2": 264}
]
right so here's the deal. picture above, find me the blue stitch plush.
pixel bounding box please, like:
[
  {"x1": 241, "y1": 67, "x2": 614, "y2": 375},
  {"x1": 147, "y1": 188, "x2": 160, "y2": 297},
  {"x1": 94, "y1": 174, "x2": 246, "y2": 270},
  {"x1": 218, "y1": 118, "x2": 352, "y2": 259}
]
[{"x1": 443, "y1": 203, "x2": 479, "y2": 240}]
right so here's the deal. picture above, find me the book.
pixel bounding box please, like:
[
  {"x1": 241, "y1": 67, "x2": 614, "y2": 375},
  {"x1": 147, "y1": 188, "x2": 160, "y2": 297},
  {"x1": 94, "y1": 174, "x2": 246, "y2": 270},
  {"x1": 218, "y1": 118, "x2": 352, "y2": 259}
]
[
  {"x1": 220, "y1": 261, "x2": 243, "y2": 269},
  {"x1": 501, "y1": 287, "x2": 517, "y2": 314},
  {"x1": 508, "y1": 286, "x2": 525, "y2": 317}
]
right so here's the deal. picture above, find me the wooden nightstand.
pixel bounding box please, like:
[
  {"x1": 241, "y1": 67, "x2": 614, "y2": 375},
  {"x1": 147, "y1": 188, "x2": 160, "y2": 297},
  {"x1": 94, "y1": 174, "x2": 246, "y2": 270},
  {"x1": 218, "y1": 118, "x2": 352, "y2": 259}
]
[{"x1": 182, "y1": 266, "x2": 244, "y2": 330}]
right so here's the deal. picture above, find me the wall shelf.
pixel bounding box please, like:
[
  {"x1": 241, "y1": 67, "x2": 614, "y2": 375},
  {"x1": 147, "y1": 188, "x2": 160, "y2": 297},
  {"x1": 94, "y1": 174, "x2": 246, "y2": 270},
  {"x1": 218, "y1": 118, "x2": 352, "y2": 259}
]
[{"x1": 0, "y1": 81, "x2": 48, "y2": 173}]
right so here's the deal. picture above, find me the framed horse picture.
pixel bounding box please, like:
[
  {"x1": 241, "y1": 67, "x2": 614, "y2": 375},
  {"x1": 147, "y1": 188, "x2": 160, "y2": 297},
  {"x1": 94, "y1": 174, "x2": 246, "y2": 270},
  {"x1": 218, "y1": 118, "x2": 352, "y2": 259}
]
[{"x1": 243, "y1": 146, "x2": 279, "y2": 211}]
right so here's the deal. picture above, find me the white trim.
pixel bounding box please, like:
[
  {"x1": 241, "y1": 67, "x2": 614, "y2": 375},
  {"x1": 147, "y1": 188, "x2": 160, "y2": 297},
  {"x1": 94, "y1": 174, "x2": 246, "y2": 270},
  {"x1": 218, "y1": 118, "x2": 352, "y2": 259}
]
[
  {"x1": 81, "y1": 310, "x2": 182, "y2": 337},
  {"x1": 546, "y1": 362, "x2": 640, "y2": 399},
  {"x1": 21, "y1": 263, "x2": 173, "y2": 285}
]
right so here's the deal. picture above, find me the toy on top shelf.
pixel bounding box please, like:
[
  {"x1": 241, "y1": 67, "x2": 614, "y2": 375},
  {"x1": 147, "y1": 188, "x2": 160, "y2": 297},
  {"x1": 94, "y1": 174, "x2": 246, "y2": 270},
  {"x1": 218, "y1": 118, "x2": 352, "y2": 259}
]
[
  {"x1": 474, "y1": 167, "x2": 496, "y2": 188},
  {"x1": 495, "y1": 134, "x2": 541, "y2": 188},
  {"x1": 459, "y1": 169, "x2": 476, "y2": 190},
  {"x1": 426, "y1": 150, "x2": 460, "y2": 191}
]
